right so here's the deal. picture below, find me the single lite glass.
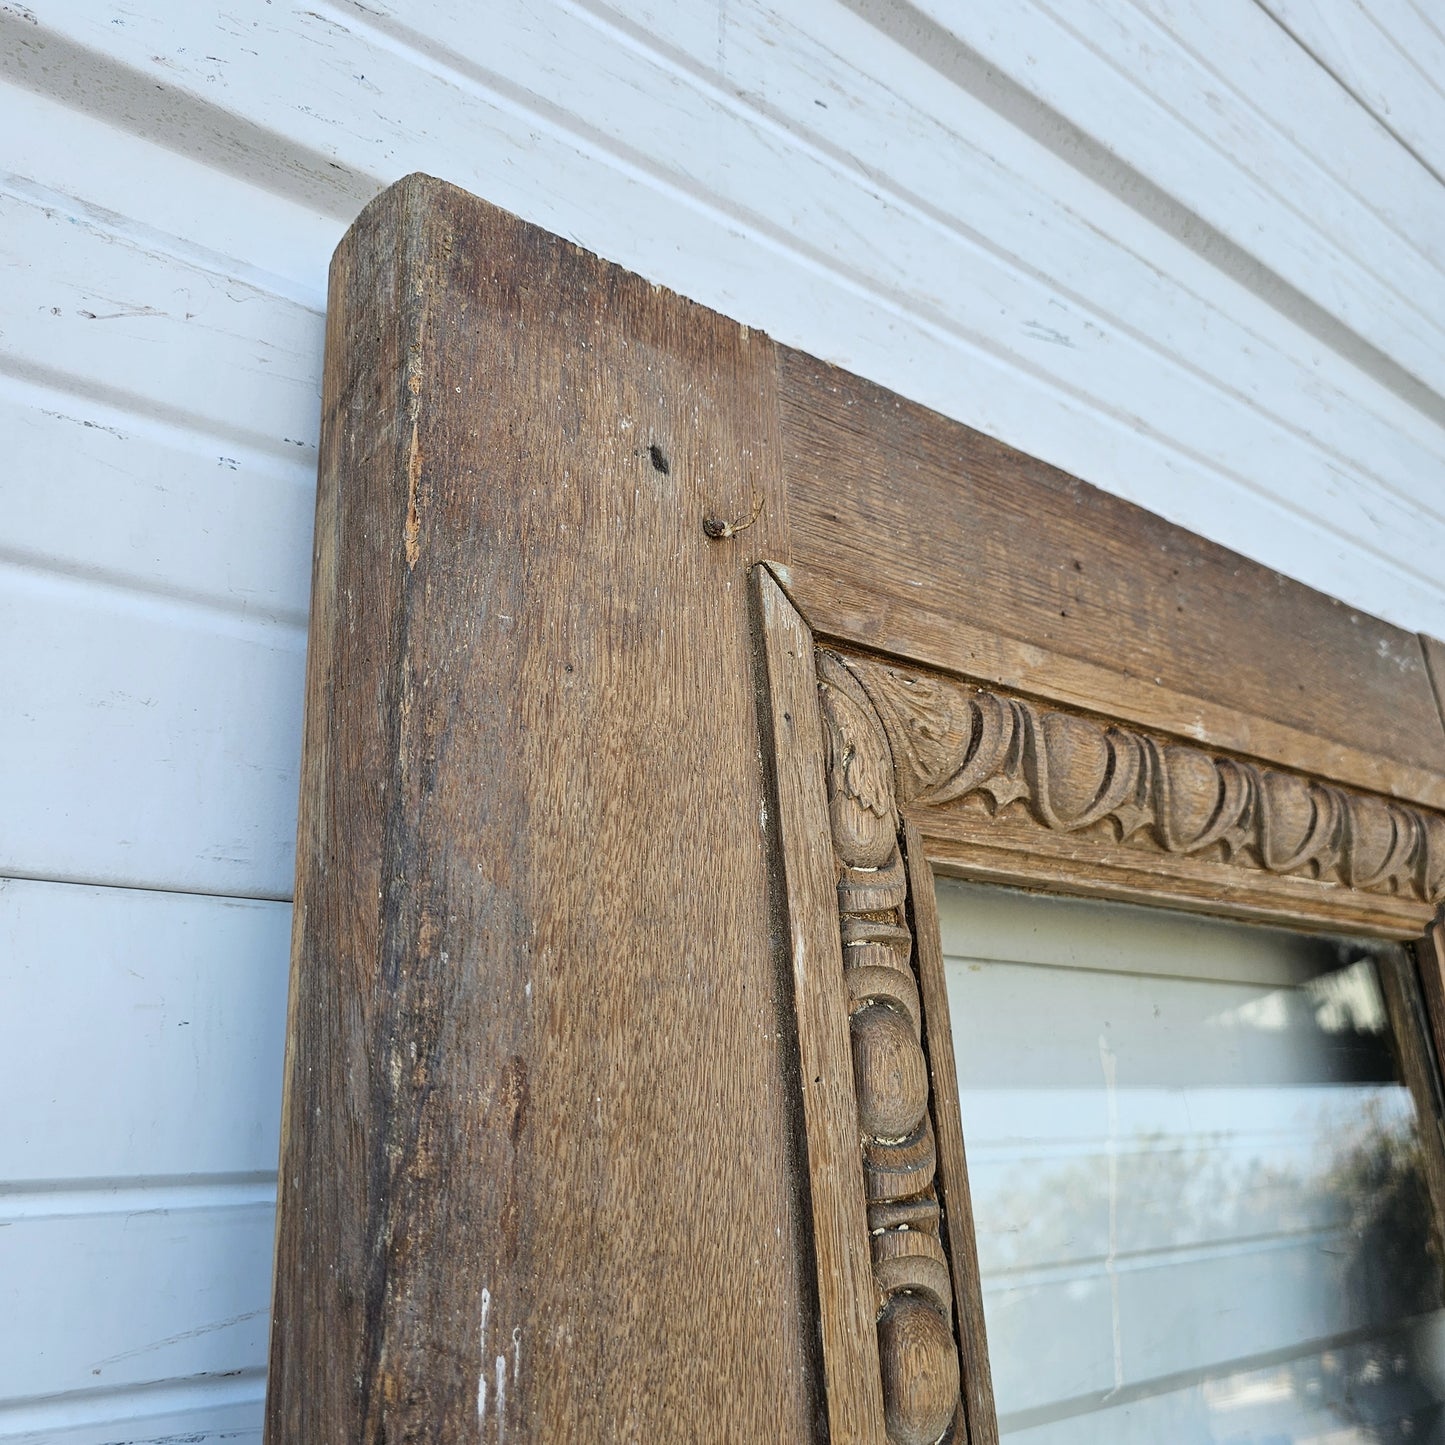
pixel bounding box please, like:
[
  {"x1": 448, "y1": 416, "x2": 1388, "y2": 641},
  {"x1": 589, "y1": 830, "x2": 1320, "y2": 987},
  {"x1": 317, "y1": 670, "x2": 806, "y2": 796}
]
[{"x1": 939, "y1": 879, "x2": 1445, "y2": 1444}]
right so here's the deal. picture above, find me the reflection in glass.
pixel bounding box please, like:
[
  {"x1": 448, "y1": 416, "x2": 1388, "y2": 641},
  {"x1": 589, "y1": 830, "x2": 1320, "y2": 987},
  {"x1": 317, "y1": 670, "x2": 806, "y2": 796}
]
[{"x1": 939, "y1": 881, "x2": 1445, "y2": 1444}]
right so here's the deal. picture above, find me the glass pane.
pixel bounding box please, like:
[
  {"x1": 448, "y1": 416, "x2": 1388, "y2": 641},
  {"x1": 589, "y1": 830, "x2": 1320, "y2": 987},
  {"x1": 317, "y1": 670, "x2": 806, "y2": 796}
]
[{"x1": 938, "y1": 879, "x2": 1445, "y2": 1445}]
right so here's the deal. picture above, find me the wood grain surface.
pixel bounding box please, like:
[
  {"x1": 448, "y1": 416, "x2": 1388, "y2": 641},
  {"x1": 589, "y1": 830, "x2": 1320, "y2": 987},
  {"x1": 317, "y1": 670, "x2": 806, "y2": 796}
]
[
  {"x1": 266, "y1": 174, "x2": 819, "y2": 1442},
  {"x1": 775, "y1": 348, "x2": 1445, "y2": 809}
]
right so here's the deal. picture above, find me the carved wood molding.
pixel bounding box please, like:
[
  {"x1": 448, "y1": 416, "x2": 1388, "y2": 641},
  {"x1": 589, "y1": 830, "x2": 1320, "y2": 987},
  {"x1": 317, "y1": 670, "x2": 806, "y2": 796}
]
[
  {"x1": 816, "y1": 650, "x2": 962, "y2": 1445},
  {"x1": 839, "y1": 651, "x2": 1445, "y2": 910},
  {"x1": 803, "y1": 639, "x2": 1445, "y2": 1444}
]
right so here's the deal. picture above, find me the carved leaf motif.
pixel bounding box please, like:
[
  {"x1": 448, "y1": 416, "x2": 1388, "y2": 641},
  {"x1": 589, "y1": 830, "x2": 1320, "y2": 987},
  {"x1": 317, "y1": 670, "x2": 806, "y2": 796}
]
[
  {"x1": 1342, "y1": 796, "x2": 1414, "y2": 892},
  {"x1": 818, "y1": 651, "x2": 898, "y2": 870},
  {"x1": 1026, "y1": 711, "x2": 1145, "y2": 832},
  {"x1": 823, "y1": 686, "x2": 893, "y2": 819},
  {"x1": 838, "y1": 650, "x2": 1445, "y2": 906},
  {"x1": 1259, "y1": 773, "x2": 1342, "y2": 877},
  {"x1": 849, "y1": 665, "x2": 981, "y2": 804}
]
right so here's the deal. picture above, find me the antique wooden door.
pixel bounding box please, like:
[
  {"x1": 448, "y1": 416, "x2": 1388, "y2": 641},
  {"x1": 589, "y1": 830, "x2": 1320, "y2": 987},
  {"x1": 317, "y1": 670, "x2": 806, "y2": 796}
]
[{"x1": 265, "y1": 175, "x2": 1445, "y2": 1443}]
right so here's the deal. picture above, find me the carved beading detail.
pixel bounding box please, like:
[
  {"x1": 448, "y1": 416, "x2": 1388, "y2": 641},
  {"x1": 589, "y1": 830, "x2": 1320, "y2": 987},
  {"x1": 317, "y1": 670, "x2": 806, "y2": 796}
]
[
  {"x1": 817, "y1": 650, "x2": 961, "y2": 1445},
  {"x1": 844, "y1": 654, "x2": 1445, "y2": 906},
  {"x1": 814, "y1": 645, "x2": 1445, "y2": 1441}
]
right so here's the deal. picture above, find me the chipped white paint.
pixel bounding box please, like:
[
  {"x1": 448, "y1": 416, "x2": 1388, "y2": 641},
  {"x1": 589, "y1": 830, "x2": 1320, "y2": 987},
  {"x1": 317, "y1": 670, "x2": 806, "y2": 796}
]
[{"x1": 5, "y1": 0, "x2": 1445, "y2": 1439}]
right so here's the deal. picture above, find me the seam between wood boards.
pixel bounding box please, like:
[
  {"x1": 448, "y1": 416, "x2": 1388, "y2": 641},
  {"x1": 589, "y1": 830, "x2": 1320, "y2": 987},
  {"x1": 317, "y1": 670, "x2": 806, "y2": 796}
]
[
  {"x1": 0, "y1": 552, "x2": 309, "y2": 646},
  {"x1": 0, "y1": 1370, "x2": 267, "y2": 1432},
  {"x1": 0, "y1": 871, "x2": 293, "y2": 906},
  {"x1": 824, "y1": 0, "x2": 1445, "y2": 437},
  {"x1": 1100, "y1": 0, "x2": 1445, "y2": 285},
  {"x1": 1250, "y1": 0, "x2": 1445, "y2": 193},
  {"x1": 0, "y1": 543, "x2": 310, "y2": 636},
  {"x1": 0, "y1": 7, "x2": 377, "y2": 221},
  {"x1": 1407, "y1": 0, "x2": 1445, "y2": 52},
  {"x1": 1419, "y1": 634, "x2": 1445, "y2": 752},
  {"x1": 29, "y1": 0, "x2": 1445, "y2": 513},
  {"x1": 0, "y1": 172, "x2": 328, "y2": 314},
  {"x1": 0, "y1": 1177, "x2": 278, "y2": 1223},
  {"x1": 0, "y1": 350, "x2": 319, "y2": 468},
  {"x1": 0, "y1": 363, "x2": 318, "y2": 485}
]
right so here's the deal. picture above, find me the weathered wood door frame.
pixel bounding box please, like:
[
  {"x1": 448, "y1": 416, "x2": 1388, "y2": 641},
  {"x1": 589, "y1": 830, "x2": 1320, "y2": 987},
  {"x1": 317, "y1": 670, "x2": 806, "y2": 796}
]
[
  {"x1": 760, "y1": 567, "x2": 1445, "y2": 1444},
  {"x1": 265, "y1": 173, "x2": 1445, "y2": 1444}
]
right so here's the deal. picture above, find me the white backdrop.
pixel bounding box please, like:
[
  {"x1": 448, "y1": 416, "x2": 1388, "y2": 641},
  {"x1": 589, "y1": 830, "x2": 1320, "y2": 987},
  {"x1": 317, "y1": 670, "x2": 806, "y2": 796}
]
[{"x1": 2, "y1": 1, "x2": 1444, "y2": 1438}]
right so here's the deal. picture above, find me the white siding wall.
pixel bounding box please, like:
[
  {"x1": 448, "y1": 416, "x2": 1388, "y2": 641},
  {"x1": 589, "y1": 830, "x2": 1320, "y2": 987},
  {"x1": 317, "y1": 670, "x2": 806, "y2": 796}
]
[{"x1": 2, "y1": 1, "x2": 1443, "y2": 1438}]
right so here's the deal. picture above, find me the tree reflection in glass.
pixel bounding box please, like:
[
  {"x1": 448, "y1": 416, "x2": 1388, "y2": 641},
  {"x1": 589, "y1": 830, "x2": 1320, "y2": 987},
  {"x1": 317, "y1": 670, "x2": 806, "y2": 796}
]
[{"x1": 939, "y1": 881, "x2": 1445, "y2": 1444}]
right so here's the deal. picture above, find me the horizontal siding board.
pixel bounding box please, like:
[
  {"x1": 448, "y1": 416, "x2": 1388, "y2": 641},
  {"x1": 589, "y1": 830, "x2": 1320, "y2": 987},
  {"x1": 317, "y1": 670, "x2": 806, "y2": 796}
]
[
  {"x1": 1134, "y1": 0, "x2": 1445, "y2": 288},
  {"x1": 0, "y1": 879, "x2": 289, "y2": 1183},
  {"x1": 0, "y1": 379, "x2": 315, "y2": 626},
  {"x1": 1255, "y1": 0, "x2": 1445, "y2": 185},
  {"x1": 907, "y1": 0, "x2": 1445, "y2": 397},
  {"x1": 0, "y1": 566, "x2": 304, "y2": 896},
  {"x1": 0, "y1": 74, "x2": 341, "y2": 308},
  {"x1": 0, "y1": 186, "x2": 325, "y2": 457},
  {"x1": 0, "y1": 1204, "x2": 273, "y2": 1402},
  {"x1": 0, "y1": 1382, "x2": 262, "y2": 1445}
]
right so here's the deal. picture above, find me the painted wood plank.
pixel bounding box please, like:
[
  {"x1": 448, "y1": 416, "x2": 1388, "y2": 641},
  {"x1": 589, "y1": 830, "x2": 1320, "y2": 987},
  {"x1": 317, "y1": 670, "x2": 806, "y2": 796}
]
[
  {"x1": 0, "y1": 74, "x2": 341, "y2": 307},
  {"x1": 0, "y1": 1204, "x2": 273, "y2": 1403},
  {"x1": 1254, "y1": 0, "x2": 1445, "y2": 192},
  {"x1": 0, "y1": 1381, "x2": 262, "y2": 1445},
  {"x1": 1133, "y1": 0, "x2": 1445, "y2": 286},
  {"x1": 904, "y1": 0, "x2": 1445, "y2": 396},
  {"x1": 0, "y1": 185, "x2": 324, "y2": 457},
  {"x1": 0, "y1": 878, "x2": 289, "y2": 1183},
  {"x1": 0, "y1": 379, "x2": 314, "y2": 625},
  {"x1": 0, "y1": 565, "x2": 304, "y2": 896}
]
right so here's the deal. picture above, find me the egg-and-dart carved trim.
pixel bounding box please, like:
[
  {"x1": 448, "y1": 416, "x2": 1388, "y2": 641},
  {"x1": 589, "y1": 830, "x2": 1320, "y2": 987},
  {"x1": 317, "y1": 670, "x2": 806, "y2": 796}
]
[{"x1": 817, "y1": 649, "x2": 961, "y2": 1445}]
